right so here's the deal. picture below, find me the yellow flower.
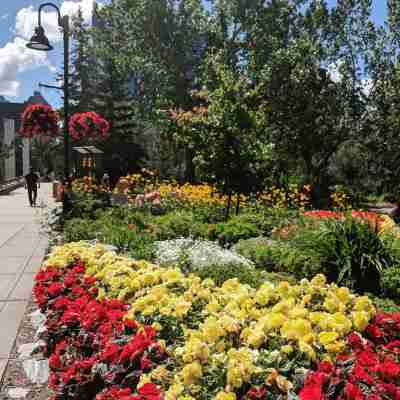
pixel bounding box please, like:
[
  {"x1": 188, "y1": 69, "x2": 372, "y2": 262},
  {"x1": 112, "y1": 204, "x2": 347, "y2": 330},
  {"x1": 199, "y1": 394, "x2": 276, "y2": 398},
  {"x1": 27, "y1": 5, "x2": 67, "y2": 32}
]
[
  {"x1": 336, "y1": 287, "x2": 350, "y2": 304},
  {"x1": 325, "y1": 340, "x2": 346, "y2": 353},
  {"x1": 201, "y1": 317, "x2": 225, "y2": 343},
  {"x1": 352, "y1": 311, "x2": 370, "y2": 331},
  {"x1": 318, "y1": 331, "x2": 339, "y2": 346},
  {"x1": 353, "y1": 296, "x2": 375, "y2": 316},
  {"x1": 215, "y1": 392, "x2": 236, "y2": 400},
  {"x1": 298, "y1": 341, "x2": 316, "y2": 360},
  {"x1": 180, "y1": 362, "x2": 202, "y2": 385},
  {"x1": 281, "y1": 345, "x2": 294, "y2": 354},
  {"x1": 281, "y1": 319, "x2": 312, "y2": 341},
  {"x1": 324, "y1": 297, "x2": 339, "y2": 313},
  {"x1": 311, "y1": 274, "x2": 327, "y2": 287}
]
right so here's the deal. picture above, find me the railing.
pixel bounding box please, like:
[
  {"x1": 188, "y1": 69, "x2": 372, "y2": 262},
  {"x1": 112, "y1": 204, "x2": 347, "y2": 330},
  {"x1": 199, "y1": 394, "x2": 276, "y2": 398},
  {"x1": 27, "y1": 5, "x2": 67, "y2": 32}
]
[{"x1": 0, "y1": 177, "x2": 24, "y2": 195}]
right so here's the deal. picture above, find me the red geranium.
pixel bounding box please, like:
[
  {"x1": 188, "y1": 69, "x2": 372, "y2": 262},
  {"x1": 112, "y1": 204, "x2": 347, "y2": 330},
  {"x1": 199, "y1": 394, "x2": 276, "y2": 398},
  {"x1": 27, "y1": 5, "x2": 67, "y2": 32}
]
[
  {"x1": 33, "y1": 258, "x2": 167, "y2": 400},
  {"x1": 69, "y1": 111, "x2": 110, "y2": 141},
  {"x1": 20, "y1": 103, "x2": 59, "y2": 137},
  {"x1": 300, "y1": 312, "x2": 400, "y2": 400}
]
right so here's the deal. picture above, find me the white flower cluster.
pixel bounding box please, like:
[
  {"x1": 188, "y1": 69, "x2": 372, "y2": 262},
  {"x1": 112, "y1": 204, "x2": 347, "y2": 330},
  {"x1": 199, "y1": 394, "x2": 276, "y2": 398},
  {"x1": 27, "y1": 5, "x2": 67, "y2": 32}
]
[{"x1": 154, "y1": 237, "x2": 254, "y2": 272}]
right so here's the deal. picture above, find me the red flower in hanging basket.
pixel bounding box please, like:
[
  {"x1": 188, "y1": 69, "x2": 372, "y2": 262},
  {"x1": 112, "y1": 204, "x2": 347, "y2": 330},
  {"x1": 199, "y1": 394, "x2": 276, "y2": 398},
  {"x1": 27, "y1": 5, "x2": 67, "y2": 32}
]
[
  {"x1": 19, "y1": 103, "x2": 60, "y2": 138},
  {"x1": 69, "y1": 112, "x2": 110, "y2": 141}
]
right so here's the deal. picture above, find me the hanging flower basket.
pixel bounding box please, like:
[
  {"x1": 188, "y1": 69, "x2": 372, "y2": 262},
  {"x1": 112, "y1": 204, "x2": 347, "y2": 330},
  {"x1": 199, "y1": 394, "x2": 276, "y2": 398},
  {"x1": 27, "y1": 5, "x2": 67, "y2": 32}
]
[
  {"x1": 69, "y1": 112, "x2": 110, "y2": 142},
  {"x1": 19, "y1": 103, "x2": 60, "y2": 138}
]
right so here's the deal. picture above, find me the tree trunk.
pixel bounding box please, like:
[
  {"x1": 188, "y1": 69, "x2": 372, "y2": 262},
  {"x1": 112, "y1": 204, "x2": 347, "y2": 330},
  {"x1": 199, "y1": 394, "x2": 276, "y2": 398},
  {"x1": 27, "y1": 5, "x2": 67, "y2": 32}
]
[
  {"x1": 225, "y1": 192, "x2": 232, "y2": 220},
  {"x1": 235, "y1": 193, "x2": 240, "y2": 215},
  {"x1": 184, "y1": 147, "x2": 196, "y2": 182}
]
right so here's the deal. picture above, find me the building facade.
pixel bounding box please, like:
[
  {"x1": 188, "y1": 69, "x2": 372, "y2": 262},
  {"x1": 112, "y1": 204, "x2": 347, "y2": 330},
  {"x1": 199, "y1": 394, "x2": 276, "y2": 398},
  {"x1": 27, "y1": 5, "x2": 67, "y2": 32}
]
[{"x1": 0, "y1": 91, "x2": 50, "y2": 182}]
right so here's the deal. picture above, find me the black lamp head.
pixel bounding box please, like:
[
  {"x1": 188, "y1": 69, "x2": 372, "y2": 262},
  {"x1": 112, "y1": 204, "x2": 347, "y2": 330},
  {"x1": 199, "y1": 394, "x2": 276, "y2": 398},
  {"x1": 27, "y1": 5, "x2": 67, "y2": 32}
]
[{"x1": 26, "y1": 25, "x2": 53, "y2": 51}]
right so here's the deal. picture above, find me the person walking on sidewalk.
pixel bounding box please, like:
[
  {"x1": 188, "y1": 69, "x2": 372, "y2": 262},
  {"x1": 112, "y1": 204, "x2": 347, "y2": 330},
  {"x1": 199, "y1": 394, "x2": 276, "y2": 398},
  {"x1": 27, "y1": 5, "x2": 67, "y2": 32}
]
[{"x1": 25, "y1": 168, "x2": 40, "y2": 207}]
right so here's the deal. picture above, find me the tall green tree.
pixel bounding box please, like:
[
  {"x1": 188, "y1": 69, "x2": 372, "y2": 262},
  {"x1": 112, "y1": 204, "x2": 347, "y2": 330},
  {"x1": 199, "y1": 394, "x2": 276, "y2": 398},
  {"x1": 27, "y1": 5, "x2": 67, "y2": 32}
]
[{"x1": 172, "y1": 54, "x2": 271, "y2": 216}]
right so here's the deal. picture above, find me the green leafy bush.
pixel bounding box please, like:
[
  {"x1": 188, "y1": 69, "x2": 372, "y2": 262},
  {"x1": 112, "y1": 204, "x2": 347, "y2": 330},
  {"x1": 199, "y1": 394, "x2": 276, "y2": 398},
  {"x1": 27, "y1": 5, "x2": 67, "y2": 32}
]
[
  {"x1": 64, "y1": 218, "x2": 100, "y2": 242},
  {"x1": 368, "y1": 294, "x2": 400, "y2": 313},
  {"x1": 213, "y1": 214, "x2": 261, "y2": 245},
  {"x1": 232, "y1": 237, "x2": 277, "y2": 269},
  {"x1": 279, "y1": 217, "x2": 400, "y2": 295},
  {"x1": 381, "y1": 266, "x2": 400, "y2": 301},
  {"x1": 194, "y1": 262, "x2": 265, "y2": 288},
  {"x1": 67, "y1": 192, "x2": 110, "y2": 220},
  {"x1": 256, "y1": 208, "x2": 302, "y2": 236},
  {"x1": 153, "y1": 211, "x2": 209, "y2": 240}
]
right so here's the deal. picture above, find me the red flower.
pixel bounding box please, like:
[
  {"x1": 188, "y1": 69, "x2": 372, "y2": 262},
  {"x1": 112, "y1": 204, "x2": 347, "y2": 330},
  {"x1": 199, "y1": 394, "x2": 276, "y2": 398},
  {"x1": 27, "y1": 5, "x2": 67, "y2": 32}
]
[
  {"x1": 140, "y1": 356, "x2": 151, "y2": 371},
  {"x1": 352, "y1": 365, "x2": 374, "y2": 385},
  {"x1": 100, "y1": 343, "x2": 120, "y2": 364},
  {"x1": 299, "y1": 384, "x2": 325, "y2": 400},
  {"x1": 246, "y1": 386, "x2": 267, "y2": 399},
  {"x1": 318, "y1": 361, "x2": 335, "y2": 374},
  {"x1": 344, "y1": 383, "x2": 365, "y2": 400},
  {"x1": 69, "y1": 112, "x2": 110, "y2": 141},
  {"x1": 49, "y1": 353, "x2": 63, "y2": 370},
  {"x1": 48, "y1": 282, "x2": 64, "y2": 297},
  {"x1": 20, "y1": 104, "x2": 59, "y2": 138},
  {"x1": 138, "y1": 383, "x2": 161, "y2": 400},
  {"x1": 377, "y1": 358, "x2": 400, "y2": 380}
]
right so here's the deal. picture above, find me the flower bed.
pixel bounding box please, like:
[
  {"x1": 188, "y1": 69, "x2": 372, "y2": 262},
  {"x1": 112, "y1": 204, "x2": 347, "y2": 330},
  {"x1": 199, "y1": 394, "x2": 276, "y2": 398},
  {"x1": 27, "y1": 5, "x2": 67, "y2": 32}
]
[
  {"x1": 34, "y1": 256, "x2": 166, "y2": 400},
  {"x1": 300, "y1": 313, "x2": 400, "y2": 400},
  {"x1": 304, "y1": 210, "x2": 395, "y2": 233},
  {"x1": 33, "y1": 242, "x2": 400, "y2": 399}
]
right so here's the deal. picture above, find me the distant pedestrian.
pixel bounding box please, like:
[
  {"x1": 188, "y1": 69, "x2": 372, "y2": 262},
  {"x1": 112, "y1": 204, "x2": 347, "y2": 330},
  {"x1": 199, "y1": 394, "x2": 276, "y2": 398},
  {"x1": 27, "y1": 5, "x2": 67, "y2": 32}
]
[{"x1": 24, "y1": 168, "x2": 40, "y2": 207}]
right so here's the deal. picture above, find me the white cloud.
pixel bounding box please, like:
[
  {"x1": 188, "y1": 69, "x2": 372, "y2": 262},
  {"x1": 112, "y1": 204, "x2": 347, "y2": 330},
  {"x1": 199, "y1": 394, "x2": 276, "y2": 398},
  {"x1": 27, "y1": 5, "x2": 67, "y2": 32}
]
[
  {"x1": 16, "y1": 0, "x2": 98, "y2": 42},
  {"x1": 0, "y1": 0, "x2": 100, "y2": 97},
  {"x1": 0, "y1": 37, "x2": 54, "y2": 97},
  {"x1": 1, "y1": 13, "x2": 10, "y2": 20}
]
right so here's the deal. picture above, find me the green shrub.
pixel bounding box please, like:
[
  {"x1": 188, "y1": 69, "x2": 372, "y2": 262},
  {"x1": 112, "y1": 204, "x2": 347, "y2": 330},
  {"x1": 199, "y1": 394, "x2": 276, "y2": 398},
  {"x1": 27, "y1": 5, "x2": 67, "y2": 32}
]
[
  {"x1": 64, "y1": 218, "x2": 100, "y2": 242},
  {"x1": 381, "y1": 266, "x2": 400, "y2": 301},
  {"x1": 368, "y1": 294, "x2": 400, "y2": 313},
  {"x1": 281, "y1": 217, "x2": 400, "y2": 294},
  {"x1": 214, "y1": 214, "x2": 261, "y2": 245},
  {"x1": 194, "y1": 262, "x2": 265, "y2": 288},
  {"x1": 266, "y1": 241, "x2": 324, "y2": 277},
  {"x1": 232, "y1": 237, "x2": 277, "y2": 269},
  {"x1": 256, "y1": 208, "x2": 302, "y2": 236},
  {"x1": 67, "y1": 192, "x2": 110, "y2": 220},
  {"x1": 153, "y1": 211, "x2": 208, "y2": 240}
]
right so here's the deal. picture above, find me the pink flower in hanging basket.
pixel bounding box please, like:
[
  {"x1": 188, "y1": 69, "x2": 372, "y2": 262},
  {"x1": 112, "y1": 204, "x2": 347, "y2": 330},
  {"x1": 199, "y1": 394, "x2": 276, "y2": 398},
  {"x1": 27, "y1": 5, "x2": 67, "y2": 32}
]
[
  {"x1": 19, "y1": 103, "x2": 60, "y2": 138},
  {"x1": 69, "y1": 112, "x2": 110, "y2": 141}
]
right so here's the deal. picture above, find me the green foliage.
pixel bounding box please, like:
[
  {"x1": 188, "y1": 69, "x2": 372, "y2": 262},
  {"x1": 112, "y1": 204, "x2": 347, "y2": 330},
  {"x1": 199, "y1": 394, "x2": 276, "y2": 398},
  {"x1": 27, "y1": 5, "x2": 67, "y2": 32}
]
[
  {"x1": 232, "y1": 237, "x2": 277, "y2": 270},
  {"x1": 194, "y1": 262, "x2": 264, "y2": 288},
  {"x1": 368, "y1": 294, "x2": 400, "y2": 313},
  {"x1": 381, "y1": 266, "x2": 400, "y2": 301},
  {"x1": 66, "y1": 192, "x2": 110, "y2": 220},
  {"x1": 64, "y1": 218, "x2": 100, "y2": 242},
  {"x1": 277, "y1": 218, "x2": 400, "y2": 295},
  {"x1": 256, "y1": 208, "x2": 302, "y2": 236},
  {"x1": 152, "y1": 211, "x2": 209, "y2": 240},
  {"x1": 213, "y1": 214, "x2": 262, "y2": 246}
]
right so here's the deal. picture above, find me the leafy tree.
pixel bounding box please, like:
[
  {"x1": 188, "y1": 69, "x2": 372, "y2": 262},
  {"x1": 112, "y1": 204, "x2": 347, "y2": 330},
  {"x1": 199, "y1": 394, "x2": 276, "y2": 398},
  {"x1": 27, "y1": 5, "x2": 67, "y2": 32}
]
[
  {"x1": 94, "y1": 0, "x2": 209, "y2": 180},
  {"x1": 172, "y1": 54, "x2": 271, "y2": 217}
]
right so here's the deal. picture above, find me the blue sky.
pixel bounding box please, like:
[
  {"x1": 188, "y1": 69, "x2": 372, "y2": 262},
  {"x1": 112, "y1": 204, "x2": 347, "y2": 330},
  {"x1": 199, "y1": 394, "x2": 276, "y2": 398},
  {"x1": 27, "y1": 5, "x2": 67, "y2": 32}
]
[{"x1": 0, "y1": 0, "x2": 388, "y2": 109}]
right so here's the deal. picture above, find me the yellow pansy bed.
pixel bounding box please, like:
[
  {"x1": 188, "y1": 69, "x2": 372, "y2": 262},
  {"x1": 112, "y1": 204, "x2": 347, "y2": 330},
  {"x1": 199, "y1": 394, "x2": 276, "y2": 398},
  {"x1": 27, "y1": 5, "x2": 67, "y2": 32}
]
[{"x1": 44, "y1": 242, "x2": 376, "y2": 399}]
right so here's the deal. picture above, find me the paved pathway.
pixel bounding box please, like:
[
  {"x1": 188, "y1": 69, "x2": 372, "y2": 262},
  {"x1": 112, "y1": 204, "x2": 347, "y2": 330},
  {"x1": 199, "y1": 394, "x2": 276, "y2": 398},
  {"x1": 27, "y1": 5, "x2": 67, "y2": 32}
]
[{"x1": 0, "y1": 183, "x2": 54, "y2": 382}]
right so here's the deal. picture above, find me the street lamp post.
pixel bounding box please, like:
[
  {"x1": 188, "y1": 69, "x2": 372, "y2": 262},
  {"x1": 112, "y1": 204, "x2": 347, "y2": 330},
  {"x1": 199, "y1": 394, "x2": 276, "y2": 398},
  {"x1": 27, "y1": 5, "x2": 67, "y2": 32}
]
[{"x1": 26, "y1": 3, "x2": 70, "y2": 184}]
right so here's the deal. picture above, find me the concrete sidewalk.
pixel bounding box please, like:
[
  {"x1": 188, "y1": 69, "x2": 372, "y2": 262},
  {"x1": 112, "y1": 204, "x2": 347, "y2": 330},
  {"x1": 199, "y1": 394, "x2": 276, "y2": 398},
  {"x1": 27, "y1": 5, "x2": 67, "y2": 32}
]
[{"x1": 0, "y1": 183, "x2": 54, "y2": 382}]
